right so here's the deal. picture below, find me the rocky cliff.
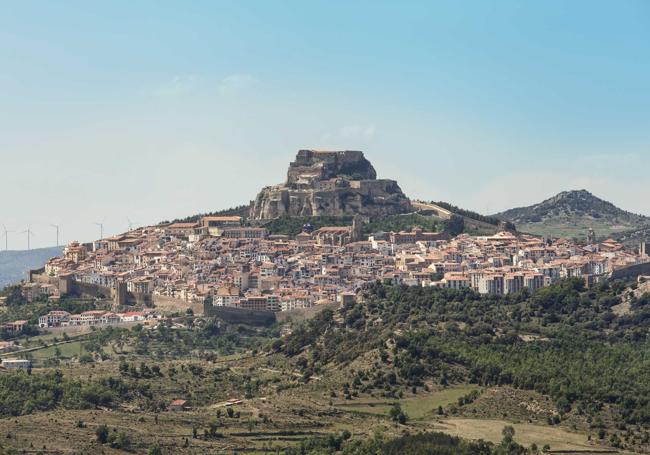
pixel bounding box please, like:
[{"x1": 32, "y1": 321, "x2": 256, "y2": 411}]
[{"x1": 250, "y1": 150, "x2": 412, "y2": 219}]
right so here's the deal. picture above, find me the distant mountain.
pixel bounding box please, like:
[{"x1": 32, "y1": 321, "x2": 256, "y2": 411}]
[
  {"x1": 0, "y1": 246, "x2": 63, "y2": 289},
  {"x1": 493, "y1": 190, "x2": 650, "y2": 240}
]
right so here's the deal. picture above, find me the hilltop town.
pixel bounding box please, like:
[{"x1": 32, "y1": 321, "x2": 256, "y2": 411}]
[
  {"x1": 15, "y1": 151, "x2": 646, "y2": 331},
  {"x1": 27, "y1": 215, "x2": 645, "y2": 319}
]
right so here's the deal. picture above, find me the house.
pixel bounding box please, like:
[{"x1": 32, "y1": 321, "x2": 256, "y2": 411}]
[
  {"x1": 39, "y1": 310, "x2": 71, "y2": 328},
  {"x1": 0, "y1": 341, "x2": 16, "y2": 353},
  {"x1": 22, "y1": 283, "x2": 56, "y2": 302},
  {"x1": 201, "y1": 216, "x2": 243, "y2": 236},
  {"x1": 1, "y1": 320, "x2": 28, "y2": 334},
  {"x1": 168, "y1": 399, "x2": 188, "y2": 411},
  {"x1": 390, "y1": 228, "x2": 447, "y2": 245},
  {"x1": 1, "y1": 359, "x2": 31, "y2": 370},
  {"x1": 165, "y1": 222, "x2": 200, "y2": 237},
  {"x1": 337, "y1": 292, "x2": 356, "y2": 305},
  {"x1": 213, "y1": 285, "x2": 241, "y2": 307},
  {"x1": 127, "y1": 277, "x2": 154, "y2": 294},
  {"x1": 64, "y1": 241, "x2": 88, "y2": 263},
  {"x1": 313, "y1": 227, "x2": 354, "y2": 246},
  {"x1": 221, "y1": 227, "x2": 267, "y2": 240}
]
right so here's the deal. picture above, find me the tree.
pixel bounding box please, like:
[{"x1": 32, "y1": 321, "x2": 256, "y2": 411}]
[
  {"x1": 148, "y1": 442, "x2": 163, "y2": 455},
  {"x1": 110, "y1": 431, "x2": 131, "y2": 450},
  {"x1": 443, "y1": 215, "x2": 465, "y2": 236},
  {"x1": 502, "y1": 425, "x2": 515, "y2": 444},
  {"x1": 95, "y1": 425, "x2": 109, "y2": 444},
  {"x1": 389, "y1": 403, "x2": 408, "y2": 424},
  {"x1": 208, "y1": 418, "x2": 220, "y2": 437}
]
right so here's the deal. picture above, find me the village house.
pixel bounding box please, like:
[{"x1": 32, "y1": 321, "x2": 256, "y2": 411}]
[
  {"x1": 1, "y1": 320, "x2": 28, "y2": 335},
  {"x1": 38, "y1": 310, "x2": 71, "y2": 328},
  {"x1": 168, "y1": 399, "x2": 189, "y2": 412},
  {"x1": 1, "y1": 359, "x2": 32, "y2": 370}
]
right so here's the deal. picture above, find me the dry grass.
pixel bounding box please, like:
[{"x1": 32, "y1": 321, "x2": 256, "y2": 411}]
[{"x1": 435, "y1": 418, "x2": 594, "y2": 451}]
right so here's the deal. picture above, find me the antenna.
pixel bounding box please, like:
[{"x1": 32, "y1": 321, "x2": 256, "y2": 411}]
[
  {"x1": 94, "y1": 222, "x2": 104, "y2": 239},
  {"x1": 50, "y1": 224, "x2": 60, "y2": 247},
  {"x1": 20, "y1": 226, "x2": 35, "y2": 250},
  {"x1": 1, "y1": 225, "x2": 13, "y2": 251}
]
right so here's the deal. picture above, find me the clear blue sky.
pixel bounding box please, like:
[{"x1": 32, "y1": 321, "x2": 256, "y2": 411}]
[{"x1": 1, "y1": 0, "x2": 649, "y2": 249}]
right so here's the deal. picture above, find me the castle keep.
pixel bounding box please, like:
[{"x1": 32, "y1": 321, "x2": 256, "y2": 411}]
[{"x1": 250, "y1": 150, "x2": 412, "y2": 219}]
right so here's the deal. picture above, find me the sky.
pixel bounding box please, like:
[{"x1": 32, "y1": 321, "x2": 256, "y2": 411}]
[{"x1": 1, "y1": 0, "x2": 649, "y2": 249}]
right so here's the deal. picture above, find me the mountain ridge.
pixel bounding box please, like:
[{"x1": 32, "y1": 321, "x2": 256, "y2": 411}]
[{"x1": 0, "y1": 246, "x2": 63, "y2": 288}]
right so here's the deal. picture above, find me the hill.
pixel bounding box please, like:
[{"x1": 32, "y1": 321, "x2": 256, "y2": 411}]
[
  {"x1": 493, "y1": 189, "x2": 650, "y2": 240},
  {"x1": 0, "y1": 246, "x2": 63, "y2": 288},
  {"x1": 274, "y1": 279, "x2": 650, "y2": 450}
]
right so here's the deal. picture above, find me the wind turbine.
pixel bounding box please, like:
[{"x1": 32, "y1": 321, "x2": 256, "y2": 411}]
[
  {"x1": 20, "y1": 226, "x2": 35, "y2": 250},
  {"x1": 127, "y1": 217, "x2": 138, "y2": 231},
  {"x1": 1, "y1": 225, "x2": 13, "y2": 251},
  {"x1": 50, "y1": 224, "x2": 60, "y2": 247},
  {"x1": 94, "y1": 222, "x2": 104, "y2": 239}
]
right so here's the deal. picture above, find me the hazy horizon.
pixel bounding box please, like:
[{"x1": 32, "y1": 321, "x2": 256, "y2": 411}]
[{"x1": 2, "y1": 1, "x2": 649, "y2": 249}]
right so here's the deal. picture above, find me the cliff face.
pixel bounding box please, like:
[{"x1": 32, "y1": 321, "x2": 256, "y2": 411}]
[{"x1": 250, "y1": 150, "x2": 412, "y2": 219}]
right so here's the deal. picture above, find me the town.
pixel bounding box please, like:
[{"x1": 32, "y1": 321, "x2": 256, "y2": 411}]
[{"x1": 17, "y1": 214, "x2": 647, "y2": 322}]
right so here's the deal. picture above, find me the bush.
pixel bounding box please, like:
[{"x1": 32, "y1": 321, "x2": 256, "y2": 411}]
[
  {"x1": 95, "y1": 424, "x2": 109, "y2": 444},
  {"x1": 108, "y1": 431, "x2": 131, "y2": 450},
  {"x1": 148, "y1": 442, "x2": 163, "y2": 455}
]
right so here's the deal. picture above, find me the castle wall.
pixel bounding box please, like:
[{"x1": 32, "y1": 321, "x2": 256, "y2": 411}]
[
  {"x1": 53, "y1": 278, "x2": 156, "y2": 307},
  {"x1": 73, "y1": 281, "x2": 112, "y2": 299},
  {"x1": 153, "y1": 294, "x2": 203, "y2": 315},
  {"x1": 611, "y1": 261, "x2": 650, "y2": 281},
  {"x1": 203, "y1": 304, "x2": 276, "y2": 326},
  {"x1": 30, "y1": 271, "x2": 58, "y2": 286}
]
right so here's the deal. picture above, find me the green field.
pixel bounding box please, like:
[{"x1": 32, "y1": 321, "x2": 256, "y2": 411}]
[
  {"x1": 29, "y1": 341, "x2": 85, "y2": 360},
  {"x1": 334, "y1": 386, "x2": 478, "y2": 420}
]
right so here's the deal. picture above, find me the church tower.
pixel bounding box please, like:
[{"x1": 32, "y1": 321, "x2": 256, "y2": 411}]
[
  {"x1": 351, "y1": 216, "x2": 363, "y2": 242},
  {"x1": 587, "y1": 228, "x2": 596, "y2": 244}
]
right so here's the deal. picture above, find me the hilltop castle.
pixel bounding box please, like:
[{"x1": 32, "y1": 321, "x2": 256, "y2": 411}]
[{"x1": 250, "y1": 150, "x2": 412, "y2": 219}]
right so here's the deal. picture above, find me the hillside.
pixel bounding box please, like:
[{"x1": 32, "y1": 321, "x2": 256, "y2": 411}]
[
  {"x1": 0, "y1": 246, "x2": 62, "y2": 288},
  {"x1": 494, "y1": 189, "x2": 650, "y2": 240},
  {"x1": 273, "y1": 279, "x2": 650, "y2": 452},
  {"x1": 3, "y1": 279, "x2": 650, "y2": 453}
]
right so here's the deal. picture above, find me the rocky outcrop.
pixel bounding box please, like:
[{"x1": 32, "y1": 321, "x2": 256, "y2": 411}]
[
  {"x1": 250, "y1": 150, "x2": 412, "y2": 219},
  {"x1": 287, "y1": 150, "x2": 376, "y2": 186}
]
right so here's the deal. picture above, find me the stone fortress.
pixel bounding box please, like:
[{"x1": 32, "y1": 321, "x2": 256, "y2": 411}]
[{"x1": 250, "y1": 150, "x2": 412, "y2": 219}]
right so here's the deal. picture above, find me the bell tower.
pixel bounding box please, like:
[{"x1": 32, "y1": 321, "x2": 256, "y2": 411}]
[
  {"x1": 587, "y1": 228, "x2": 596, "y2": 244},
  {"x1": 351, "y1": 216, "x2": 363, "y2": 242}
]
